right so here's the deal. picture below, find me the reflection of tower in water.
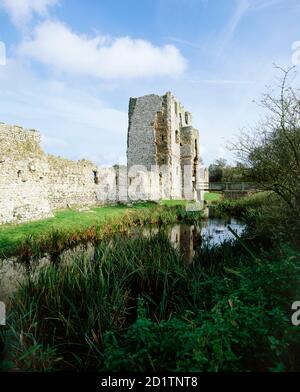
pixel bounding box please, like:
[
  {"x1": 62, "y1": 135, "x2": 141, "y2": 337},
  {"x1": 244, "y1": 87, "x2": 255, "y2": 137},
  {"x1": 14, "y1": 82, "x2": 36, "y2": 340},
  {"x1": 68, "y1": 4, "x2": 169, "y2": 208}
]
[
  {"x1": 170, "y1": 224, "x2": 201, "y2": 264},
  {"x1": 133, "y1": 217, "x2": 245, "y2": 264}
]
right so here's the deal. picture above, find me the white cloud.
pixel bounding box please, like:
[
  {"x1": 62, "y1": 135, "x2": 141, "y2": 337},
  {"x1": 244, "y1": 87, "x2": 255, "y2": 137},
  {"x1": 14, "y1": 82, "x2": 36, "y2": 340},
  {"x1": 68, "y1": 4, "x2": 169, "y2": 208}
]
[
  {"x1": 1, "y1": 0, "x2": 58, "y2": 27},
  {"x1": 19, "y1": 20, "x2": 187, "y2": 79}
]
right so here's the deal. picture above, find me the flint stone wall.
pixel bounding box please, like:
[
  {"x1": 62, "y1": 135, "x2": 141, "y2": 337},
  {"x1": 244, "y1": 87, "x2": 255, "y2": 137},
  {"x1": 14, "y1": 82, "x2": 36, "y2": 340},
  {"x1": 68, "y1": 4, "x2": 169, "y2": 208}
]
[
  {"x1": 0, "y1": 124, "x2": 53, "y2": 224},
  {"x1": 0, "y1": 124, "x2": 125, "y2": 224}
]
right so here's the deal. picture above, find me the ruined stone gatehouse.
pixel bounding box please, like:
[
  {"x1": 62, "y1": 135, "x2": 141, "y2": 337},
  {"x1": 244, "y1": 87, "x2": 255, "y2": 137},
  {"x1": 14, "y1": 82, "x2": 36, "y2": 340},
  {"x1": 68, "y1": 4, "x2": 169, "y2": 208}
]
[
  {"x1": 0, "y1": 93, "x2": 206, "y2": 225},
  {"x1": 127, "y1": 92, "x2": 202, "y2": 201}
]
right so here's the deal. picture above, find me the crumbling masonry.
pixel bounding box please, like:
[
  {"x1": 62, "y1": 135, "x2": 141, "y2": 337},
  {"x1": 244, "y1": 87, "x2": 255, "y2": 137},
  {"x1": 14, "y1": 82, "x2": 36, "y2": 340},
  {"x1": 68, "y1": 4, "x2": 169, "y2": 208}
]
[
  {"x1": 0, "y1": 92, "x2": 207, "y2": 225},
  {"x1": 127, "y1": 92, "x2": 203, "y2": 201}
]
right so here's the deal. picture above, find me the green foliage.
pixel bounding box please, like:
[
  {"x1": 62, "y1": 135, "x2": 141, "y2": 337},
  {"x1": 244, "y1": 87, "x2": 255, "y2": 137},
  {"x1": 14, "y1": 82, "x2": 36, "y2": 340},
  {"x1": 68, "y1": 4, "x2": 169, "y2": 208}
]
[
  {"x1": 209, "y1": 159, "x2": 250, "y2": 183},
  {"x1": 214, "y1": 191, "x2": 276, "y2": 218},
  {"x1": 214, "y1": 191, "x2": 300, "y2": 248}
]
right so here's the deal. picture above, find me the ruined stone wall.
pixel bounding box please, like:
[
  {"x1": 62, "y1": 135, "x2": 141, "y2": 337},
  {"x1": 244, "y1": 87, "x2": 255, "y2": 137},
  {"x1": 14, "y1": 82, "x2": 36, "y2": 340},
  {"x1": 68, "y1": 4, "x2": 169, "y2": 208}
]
[
  {"x1": 0, "y1": 122, "x2": 157, "y2": 225},
  {"x1": 152, "y1": 94, "x2": 172, "y2": 199},
  {"x1": 180, "y1": 126, "x2": 199, "y2": 200},
  {"x1": 198, "y1": 166, "x2": 209, "y2": 202},
  {"x1": 127, "y1": 93, "x2": 174, "y2": 200},
  {"x1": 47, "y1": 160, "x2": 130, "y2": 209},
  {"x1": 165, "y1": 93, "x2": 201, "y2": 201},
  {"x1": 128, "y1": 167, "x2": 160, "y2": 201},
  {"x1": 167, "y1": 92, "x2": 189, "y2": 199},
  {"x1": 127, "y1": 92, "x2": 199, "y2": 199},
  {"x1": 47, "y1": 158, "x2": 130, "y2": 210},
  {"x1": 47, "y1": 156, "x2": 99, "y2": 210},
  {"x1": 0, "y1": 124, "x2": 123, "y2": 225},
  {"x1": 0, "y1": 124, "x2": 53, "y2": 224},
  {"x1": 0, "y1": 91, "x2": 205, "y2": 225},
  {"x1": 96, "y1": 166, "x2": 118, "y2": 203},
  {"x1": 127, "y1": 92, "x2": 202, "y2": 202},
  {"x1": 127, "y1": 95, "x2": 163, "y2": 170}
]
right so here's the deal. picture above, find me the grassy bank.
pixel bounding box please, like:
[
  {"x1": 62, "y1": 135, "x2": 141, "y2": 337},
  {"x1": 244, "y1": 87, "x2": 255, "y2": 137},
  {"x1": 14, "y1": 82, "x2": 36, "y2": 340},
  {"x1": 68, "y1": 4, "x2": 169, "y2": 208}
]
[
  {"x1": 0, "y1": 201, "x2": 194, "y2": 259},
  {"x1": 0, "y1": 203, "x2": 144, "y2": 257},
  {"x1": 213, "y1": 191, "x2": 274, "y2": 216}
]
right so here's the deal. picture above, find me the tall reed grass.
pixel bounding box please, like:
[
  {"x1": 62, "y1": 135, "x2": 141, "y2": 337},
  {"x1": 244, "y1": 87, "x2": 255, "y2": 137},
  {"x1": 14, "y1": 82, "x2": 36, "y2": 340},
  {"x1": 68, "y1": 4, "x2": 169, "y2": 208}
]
[{"x1": 3, "y1": 227, "x2": 300, "y2": 372}]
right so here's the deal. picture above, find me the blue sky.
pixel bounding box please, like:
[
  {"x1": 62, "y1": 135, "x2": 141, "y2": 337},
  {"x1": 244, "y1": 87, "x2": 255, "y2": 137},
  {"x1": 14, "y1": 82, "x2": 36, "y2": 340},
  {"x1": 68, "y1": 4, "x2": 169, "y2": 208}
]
[{"x1": 0, "y1": 0, "x2": 300, "y2": 166}]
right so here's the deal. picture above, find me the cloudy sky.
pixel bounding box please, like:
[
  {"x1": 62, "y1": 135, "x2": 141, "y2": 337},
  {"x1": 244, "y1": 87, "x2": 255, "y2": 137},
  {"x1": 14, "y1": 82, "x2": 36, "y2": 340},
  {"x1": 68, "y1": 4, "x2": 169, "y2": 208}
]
[{"x1": 0, "y1": 0, "x2": 300, "y2": 166}]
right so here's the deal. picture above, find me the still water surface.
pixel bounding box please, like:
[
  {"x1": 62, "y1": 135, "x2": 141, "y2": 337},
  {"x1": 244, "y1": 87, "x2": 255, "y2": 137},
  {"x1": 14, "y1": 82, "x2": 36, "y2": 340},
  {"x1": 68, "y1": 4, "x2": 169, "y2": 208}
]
[
  {"x1": 134, "y1": 216, "x2": 246, "y2": 264},
  {"x1": 0, "y1": 215, "x2": 246, "y2": 301}
]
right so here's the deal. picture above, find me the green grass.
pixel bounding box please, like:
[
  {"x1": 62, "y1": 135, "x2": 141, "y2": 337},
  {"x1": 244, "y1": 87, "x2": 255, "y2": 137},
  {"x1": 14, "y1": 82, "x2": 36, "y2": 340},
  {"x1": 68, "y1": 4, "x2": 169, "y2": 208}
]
[
  {"x1": 0, "y1": 201, "x2": 198, "y2": 259},
  {"x1": 0, "y1": 202, "x2": 150, "y2": 256},
  {"x1": 204, "y1": 192, "x2": 222, "y2": 203},
  {"x1": 0, "y1": 203, "x2": 146, "y2": 257}
]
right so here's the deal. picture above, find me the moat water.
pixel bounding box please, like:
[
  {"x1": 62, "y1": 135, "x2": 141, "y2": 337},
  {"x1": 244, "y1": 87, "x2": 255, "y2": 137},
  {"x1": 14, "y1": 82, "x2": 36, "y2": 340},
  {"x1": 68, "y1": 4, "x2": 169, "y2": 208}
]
[
  {"x1": 131, "y1": 216, "x2": 245, "y2": 264},
  {"x1": 0, "y1": 214, "x2": 246, "y2": 302}
]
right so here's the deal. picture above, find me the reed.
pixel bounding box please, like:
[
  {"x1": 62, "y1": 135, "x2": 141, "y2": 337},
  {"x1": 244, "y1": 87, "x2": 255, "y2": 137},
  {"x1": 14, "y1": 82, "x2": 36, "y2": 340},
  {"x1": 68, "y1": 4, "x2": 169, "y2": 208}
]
[
  {"x1": 3, "y1": 227, "x2": 300, "y2": 372},
  {"x1": 2, "y1": 195, "x2": 300, "y2": 372}
]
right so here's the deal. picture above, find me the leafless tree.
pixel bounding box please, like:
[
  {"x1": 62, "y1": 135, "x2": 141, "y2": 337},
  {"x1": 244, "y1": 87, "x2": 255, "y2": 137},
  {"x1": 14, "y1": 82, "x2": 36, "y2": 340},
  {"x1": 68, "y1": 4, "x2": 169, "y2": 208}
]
[{"x1": 229, "y1": 66, "x2": 300, "y2": 211}]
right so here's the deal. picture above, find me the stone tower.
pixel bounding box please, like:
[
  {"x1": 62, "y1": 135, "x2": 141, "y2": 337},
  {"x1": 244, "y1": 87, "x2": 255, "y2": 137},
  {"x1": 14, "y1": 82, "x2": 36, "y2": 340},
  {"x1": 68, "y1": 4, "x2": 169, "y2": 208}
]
[{"x1": 127, "y1": 92, "x2": 201, "y2": 201}]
